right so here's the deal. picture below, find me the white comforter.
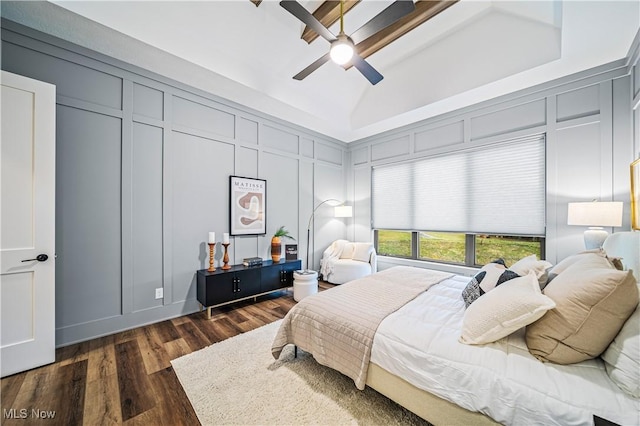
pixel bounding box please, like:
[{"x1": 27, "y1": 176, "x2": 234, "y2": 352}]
[{"x1": 370, "y1": 275, "x2": 640, "y2": 426}]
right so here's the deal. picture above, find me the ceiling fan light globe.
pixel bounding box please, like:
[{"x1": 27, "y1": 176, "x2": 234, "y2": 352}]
[{"x1": 330, "y1": 39, "x2": 354, "y2": 65}]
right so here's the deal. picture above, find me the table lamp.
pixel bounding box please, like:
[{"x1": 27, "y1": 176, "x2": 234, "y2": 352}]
[{"x1": 567, "y1": 201, "x2": 623, "y2": 249}]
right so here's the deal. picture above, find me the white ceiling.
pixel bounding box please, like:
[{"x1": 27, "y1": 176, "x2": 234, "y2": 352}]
[{"x1": 31, "y1": 1, "x2": 640, "y2": 141}]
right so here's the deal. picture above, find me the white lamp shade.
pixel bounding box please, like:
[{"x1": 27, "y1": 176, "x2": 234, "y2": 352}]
[
  {"x1": 330, "y1": 34, "x2": 354, "y2": 65},
  {"x1": 567, "y1": 202, "x2": 623, "y2": 227},
  {"x1": 334, "y1": 205, "x2": 353, "y2": 218},
  {"x1": 330, "y1": 44, "x2": 353, "y2": 65}
]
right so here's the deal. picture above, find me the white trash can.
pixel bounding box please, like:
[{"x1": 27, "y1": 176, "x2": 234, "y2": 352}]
[{"x1": 293, "y1": 270, "x2": 318, "y2": 302}]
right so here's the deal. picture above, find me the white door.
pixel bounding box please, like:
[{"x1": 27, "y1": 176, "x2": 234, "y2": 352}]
[{"x1": 1, "y1": 71, "x2": 56, "y2": 377}]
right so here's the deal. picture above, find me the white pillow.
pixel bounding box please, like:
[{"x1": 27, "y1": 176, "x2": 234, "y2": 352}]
[
  {"x1": 601, "y1": 298, "x2": 640, "y2": 398},
  {"x1": 352, "y1": 243, "x2": 373, "y2": 262},
  {"x1": 460, "y1": 271, "x2": 556, "y2": 345},
  {"x1": 340, "y1": 243, "x2": 356, "y2": 259},
  {"x1": 509, "y1": 254, "x2": 553, "y2": 287}
]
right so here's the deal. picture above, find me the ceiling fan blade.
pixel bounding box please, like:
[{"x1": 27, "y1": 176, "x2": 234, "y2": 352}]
[
  {"x1": 293, "y1": 52, "x2": 331, "y2": 80},
  {"x1": 279, "y1": 1, "x2": 337, "y2": 43},
  {"x1": 351, "y1": 54, "x2": 383, "y2": 85},
  {"x1": 350, "y1": 0, "x2": 415, "y2": 45}
]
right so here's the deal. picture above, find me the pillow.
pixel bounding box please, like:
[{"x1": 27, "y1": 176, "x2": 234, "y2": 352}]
[
  {"x1": 352, "y1": 243, "x2": 373, "y2": 262},
  {"x1": 509, "y1": 254, "x2": 553, "y2": 288},
  {"x1": 340, "y1": 243, "x2": 355, "y2": 259},
  {"x1": 461, "y1": 262, "x2": 519, "y2": 307},
  {"x1": 460, "y1": 271, "x2": 556, "y2": 345},
  {"x1": 526, "y1": 255, "x2": 639, "y2": 364},
  {"x1": 547, "y1": 250, "x2": 607, "y2": 280},
  {"x1": 601, "y1": 299, "x2": 640, "y2": 398}
]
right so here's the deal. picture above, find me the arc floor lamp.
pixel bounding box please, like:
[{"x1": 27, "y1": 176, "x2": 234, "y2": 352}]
[{"x1": 304, "y1": 199, "x2": 352, "y2": 273}]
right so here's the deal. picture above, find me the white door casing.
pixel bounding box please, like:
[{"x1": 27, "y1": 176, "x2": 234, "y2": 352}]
[{"x1": 1, "y1": 71, "x2": 56, "y2": 377}]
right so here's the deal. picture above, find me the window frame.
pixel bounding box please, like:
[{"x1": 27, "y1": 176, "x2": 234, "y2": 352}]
[{"x1": 374, "y1": 230, "x2": 546, "y2": 267}]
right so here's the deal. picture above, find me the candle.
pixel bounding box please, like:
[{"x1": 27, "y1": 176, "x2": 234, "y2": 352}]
[
  {"x1": 208, "y1": 232, "x2": 215, "y2": 244},
  {"x1": 223, "y1": 233, "x2": 229, "y2": 244}
]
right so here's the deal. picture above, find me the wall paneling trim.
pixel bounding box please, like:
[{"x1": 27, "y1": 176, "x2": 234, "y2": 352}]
[{"x1": 1, "y1": 19, "x2": 347, "y2": 347}]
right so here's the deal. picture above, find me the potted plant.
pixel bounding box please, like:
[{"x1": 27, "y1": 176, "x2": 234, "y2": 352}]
[{"x1": 271, "y1": 226, "x2": 295, "y2": 262}]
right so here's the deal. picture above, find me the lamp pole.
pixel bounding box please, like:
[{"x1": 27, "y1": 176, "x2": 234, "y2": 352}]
[{"x1": 305, "y1": 198, "x2": 343, "y2": 273}]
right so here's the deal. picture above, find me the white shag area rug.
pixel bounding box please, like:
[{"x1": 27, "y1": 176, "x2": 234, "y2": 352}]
[{"x1": 171, "y1": 320, "x2": 430, "y2": 426}]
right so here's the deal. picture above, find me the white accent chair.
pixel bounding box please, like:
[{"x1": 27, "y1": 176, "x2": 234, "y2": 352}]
[{"x1": 319, "y1": 240, "x2": 377, "y2": 284}]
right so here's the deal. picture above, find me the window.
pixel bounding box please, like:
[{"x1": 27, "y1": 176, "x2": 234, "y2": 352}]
[
  {"x1": 474, "y1": 235, "x2": 543, "y2": 266},
  {"x1": 375, "y1": 230, "x2": 545, "y2": 267},
  {"x1": 372, "y1": 134, "x2": 546, "y2": 267},
  {"x1": 419, "y1": 232, "x2": 465, "y2": 264},
  {"x1": 376, "y1": 230, "x2": 413, "y2": 258}
]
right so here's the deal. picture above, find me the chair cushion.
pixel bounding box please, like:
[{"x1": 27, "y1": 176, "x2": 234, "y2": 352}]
[
  {"x1": 352, "y1": 243, "x2": 374, "y2": 262},
  {"x1": 340, "y1": 243, "x2": 356, "y2": 259},
  {"x1": 325, "y1": 259, "x2": 373, "y2": 284}
]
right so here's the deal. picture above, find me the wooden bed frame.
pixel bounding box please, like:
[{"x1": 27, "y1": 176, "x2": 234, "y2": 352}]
[{"x1": 366, "y1": 362, "x2": 499, "y2": 425}]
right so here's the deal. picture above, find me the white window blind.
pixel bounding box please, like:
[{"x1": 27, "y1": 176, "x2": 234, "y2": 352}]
[{"x1": 372, "y1": 135, "x2": 545, "y2": 235}]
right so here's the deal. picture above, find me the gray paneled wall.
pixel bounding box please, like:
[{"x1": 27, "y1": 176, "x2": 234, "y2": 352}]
[
  {"x1": 131, "y1": 122, "x2": 163, "y2": 312},
  {"x1": 1, "y1": 20, "x2": 347, "y2": 346},
  {"x1": 55, "y1": 105, "x2": 122, "y2": 327},
  {"x1": 348, "y1": 62, "x2": 635, "y2": 269}
]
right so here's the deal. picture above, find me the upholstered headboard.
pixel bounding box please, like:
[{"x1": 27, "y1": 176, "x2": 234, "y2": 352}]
[{"x1": 603, "y1": 231, "x2": 640, "y2": 282}]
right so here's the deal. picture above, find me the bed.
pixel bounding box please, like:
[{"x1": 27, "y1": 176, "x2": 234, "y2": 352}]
[{"x1": 272, "y1": 232, "x2": 640, "y2": 425}]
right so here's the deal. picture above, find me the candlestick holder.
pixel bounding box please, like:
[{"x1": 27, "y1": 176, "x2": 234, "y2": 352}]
[
  {"x1": 222, "y1": 243, "x2": 231, "y2": 270},
  {"x1": 208, "y1": 242, "x2": 216, "y2": 272}
]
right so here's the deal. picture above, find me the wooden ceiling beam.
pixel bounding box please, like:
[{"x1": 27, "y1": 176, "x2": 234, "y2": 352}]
[
  {"x1": 297, "y1": 0, "x2": 460, "y2": 74},
  {"x1": 352, "y1": 0, "x2": 459, "y2": 62},
  {"x1": 301, "y1": 0, "x2": 361, "y2": 44}
]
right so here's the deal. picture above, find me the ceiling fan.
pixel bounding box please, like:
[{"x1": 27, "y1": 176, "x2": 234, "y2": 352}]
[{"x1": 280, "y1": 0, "x2": 416, "y2": 85}]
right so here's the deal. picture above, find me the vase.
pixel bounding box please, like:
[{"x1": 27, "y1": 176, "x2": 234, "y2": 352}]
[{"x1": 271, "y1": 236, "x2": 281, "y2": 262}]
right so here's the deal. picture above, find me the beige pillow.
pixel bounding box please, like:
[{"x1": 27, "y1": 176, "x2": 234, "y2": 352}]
[
  {"x1": 460, "y1": 271, "x2": 556, "y2": 345},
  {"x1": 601, "y1": 299, "x2": 640, "y2": 398},
  {"x1": 340, "y1": 243, "x2": 355, "y2": 259},
  {"x1": 526, "y1": 255, "x2": 639, "y2": 364},
  {"x1": 509, "y1": 254, "x2": 552, "y2": 287},
  {"x1": 548, "y1": 250, "x2": 606, "y2": 277},
  {"x1": 352, "y1": 243, "x2": 373, "y2": 262}
]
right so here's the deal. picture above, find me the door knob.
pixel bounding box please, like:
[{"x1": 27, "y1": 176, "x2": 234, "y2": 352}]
[{"x1": 21, "y1": 254, "x2": 49, "y2": 262}]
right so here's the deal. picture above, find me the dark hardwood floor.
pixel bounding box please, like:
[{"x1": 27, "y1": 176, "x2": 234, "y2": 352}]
[{"x1": 1, "y1": 283, "x2": 333, "y2": 425}]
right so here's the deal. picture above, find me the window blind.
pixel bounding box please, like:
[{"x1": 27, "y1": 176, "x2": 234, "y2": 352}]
[{"x1": 372, "y1": 134, "x2": 545, "y2": 235}]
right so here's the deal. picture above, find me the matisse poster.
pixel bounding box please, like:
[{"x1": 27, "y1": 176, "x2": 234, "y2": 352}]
[{"x1": 229, "y1": 176, "x2": 266, "y2": 236}]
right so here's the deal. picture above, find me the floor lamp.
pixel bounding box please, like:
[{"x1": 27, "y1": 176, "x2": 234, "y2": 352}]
[{"x1": 304, "y1": 199, "x2": 353, "y2": 273}]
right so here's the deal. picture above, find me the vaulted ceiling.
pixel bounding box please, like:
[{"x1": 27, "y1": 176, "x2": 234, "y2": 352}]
[{"x1": 21, "y1": 1, "x2": 640, "y2": 141}]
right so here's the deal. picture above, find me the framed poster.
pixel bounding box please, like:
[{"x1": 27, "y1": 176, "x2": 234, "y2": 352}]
[
  {"x1": 229, "y1": 176, "x2": 266, "y2": 236},
  {"x1": 632, "y1": 158, "x2": 640, "y2": 230}
]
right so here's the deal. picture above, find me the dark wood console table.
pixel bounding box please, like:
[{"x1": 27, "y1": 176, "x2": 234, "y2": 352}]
[{"x1": 197, "y1": 259, "x2": 301, "y2": 319}]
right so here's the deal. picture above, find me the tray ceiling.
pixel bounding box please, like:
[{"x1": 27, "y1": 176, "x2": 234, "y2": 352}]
[{"x1": 13, "y1": 1, "x2": 640, "y2": 141}]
